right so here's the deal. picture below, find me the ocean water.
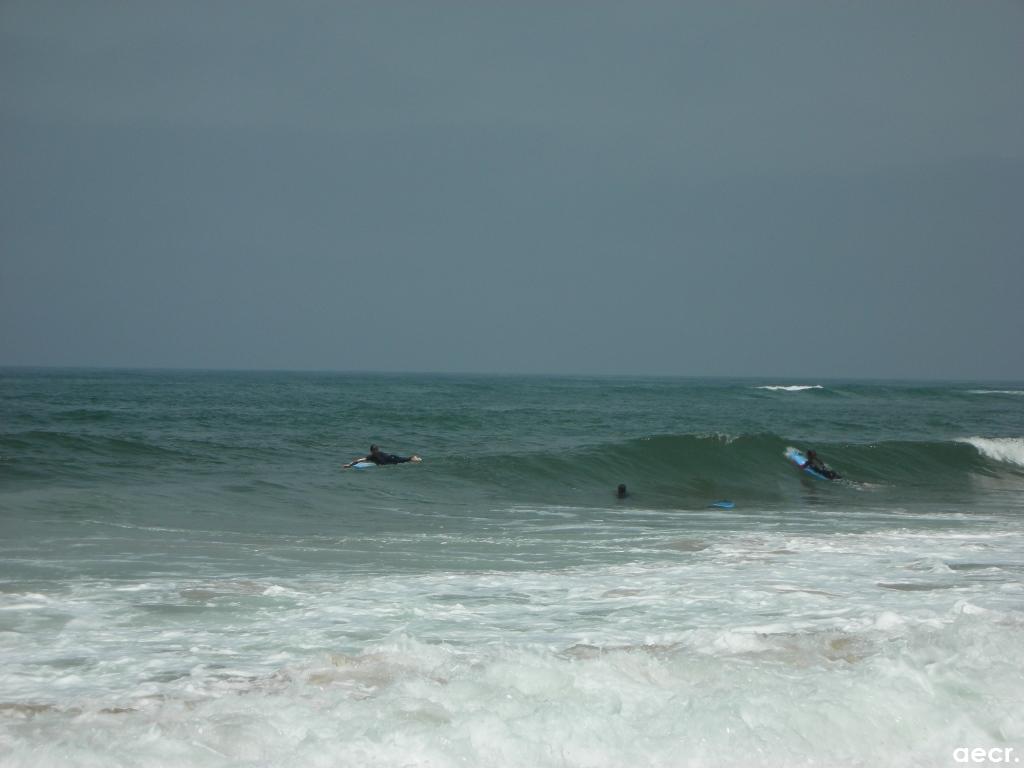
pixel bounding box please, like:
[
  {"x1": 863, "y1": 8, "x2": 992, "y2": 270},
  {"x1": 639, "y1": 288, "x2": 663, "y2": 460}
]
[{"x1": 1, "y1": 369, "x2": 1023, "y2": 767}]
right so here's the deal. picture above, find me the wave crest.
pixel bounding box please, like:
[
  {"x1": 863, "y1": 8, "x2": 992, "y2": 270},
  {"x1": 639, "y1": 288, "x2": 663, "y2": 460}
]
[
  {"x1": 755, "y1": 385, "x2": 824, "y2": 392},
  {"x1": 957, "y1": 437, "x2": 1024, "y2": 468}
]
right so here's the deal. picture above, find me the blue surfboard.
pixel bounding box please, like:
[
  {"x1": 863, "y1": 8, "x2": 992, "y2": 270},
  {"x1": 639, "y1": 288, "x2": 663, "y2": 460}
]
[
  {"x1": 785, "y1": 447, "x2": 831, "y2": 481},
  {"x1": 350, "y1": 461, "x2": 375, "y2": 469},
  {"x1": 710, "y1": 500, "x2": 735, "y2": 509}
]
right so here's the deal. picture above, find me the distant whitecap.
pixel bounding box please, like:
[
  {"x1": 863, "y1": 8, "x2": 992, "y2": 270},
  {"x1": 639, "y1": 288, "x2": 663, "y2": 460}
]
[{"x1": 755, "y1": 385, "x2": 824, "y2": 392}]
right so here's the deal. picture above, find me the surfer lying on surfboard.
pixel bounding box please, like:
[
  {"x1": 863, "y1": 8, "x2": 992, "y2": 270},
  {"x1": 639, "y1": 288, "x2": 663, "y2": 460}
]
[
  {"x1": 802, "y1": 450, "x2": 841, "y2": 480},
  {"x1": 343, "y1": 444, "x2": 422, "y2": 468}
]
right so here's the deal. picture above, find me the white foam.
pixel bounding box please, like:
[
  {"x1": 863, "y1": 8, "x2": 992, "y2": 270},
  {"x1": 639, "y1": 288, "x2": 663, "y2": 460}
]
[
  {"x1": 261, "y1": 584, "x2": 298, "y2": 597},
  {"x1": 2, "y1": 525, "x2": 1023, "y2": 766},
  {"x1": 957, "y1": 436, "x2": 1024, "y2": 468},
  {"x1": 2, "y1": 608, "x2": 1022, "y2": 768},
  {"x1": 968, "y1": 389, "x2": 1024, "y2": 396},
  {"x1": 756, "y1": 384, "x2": 824, "y2": 392}
]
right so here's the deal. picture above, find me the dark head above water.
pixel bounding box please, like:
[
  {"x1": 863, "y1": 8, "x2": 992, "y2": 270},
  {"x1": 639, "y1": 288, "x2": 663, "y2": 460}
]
[{"x1": 617, "y1": 484, "x2": 628, "y2": 499}]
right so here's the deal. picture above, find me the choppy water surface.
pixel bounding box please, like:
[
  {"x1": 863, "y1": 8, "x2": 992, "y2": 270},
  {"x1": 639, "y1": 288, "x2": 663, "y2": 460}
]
[{"x1": 1, "y1": 370, "x2": 1022, "y2": 766}]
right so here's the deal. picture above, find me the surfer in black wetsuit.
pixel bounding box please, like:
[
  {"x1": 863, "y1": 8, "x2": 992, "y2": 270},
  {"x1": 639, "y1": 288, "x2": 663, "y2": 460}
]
[
  {"x1": 802, "y1": 450, "x2": 840, "y2": 480},
  {"x1": 343, "y1": 444, "x2": 422, "y2": 468}
]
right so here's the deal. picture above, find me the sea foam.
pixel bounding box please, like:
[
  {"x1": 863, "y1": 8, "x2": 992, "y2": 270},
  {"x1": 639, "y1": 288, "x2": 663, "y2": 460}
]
[{"x1": 2, "y1": 523, "x2": 1023, "y2": 767}]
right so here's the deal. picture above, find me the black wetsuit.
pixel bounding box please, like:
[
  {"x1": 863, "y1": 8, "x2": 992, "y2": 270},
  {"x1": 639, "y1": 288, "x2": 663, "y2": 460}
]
[
  {"x1": 805, "y1": 459, "x2": 840, "y2": 480},
  {"x1": 368, "y1": 452, "x2": 413, "y2": 465}
]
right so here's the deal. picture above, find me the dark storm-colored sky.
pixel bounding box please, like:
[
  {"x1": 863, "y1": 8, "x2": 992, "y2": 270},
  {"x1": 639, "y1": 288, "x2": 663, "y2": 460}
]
[{"x1": 2, "y1": 1, "x2": 1022, "y2": 378}]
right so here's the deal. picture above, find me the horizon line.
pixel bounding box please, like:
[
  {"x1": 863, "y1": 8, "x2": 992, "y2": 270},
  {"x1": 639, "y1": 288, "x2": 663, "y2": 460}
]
[{"x1": 0, "y1": 363, "x2": 1020, "y2": 385}]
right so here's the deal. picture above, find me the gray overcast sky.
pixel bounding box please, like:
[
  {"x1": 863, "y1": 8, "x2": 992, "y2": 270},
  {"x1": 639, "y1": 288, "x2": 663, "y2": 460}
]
[{"x1": 2, "y1": 1, "x2": 1022, "y2": 379}]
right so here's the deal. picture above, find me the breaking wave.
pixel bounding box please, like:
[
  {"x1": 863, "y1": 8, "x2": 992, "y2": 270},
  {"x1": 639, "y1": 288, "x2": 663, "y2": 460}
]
[
  {"x1": 956, "y1": 437, "x2": 1024, "y2": 468},
  {"x1": 755, "y1": 385, "x2": 824, "y2": 392}
]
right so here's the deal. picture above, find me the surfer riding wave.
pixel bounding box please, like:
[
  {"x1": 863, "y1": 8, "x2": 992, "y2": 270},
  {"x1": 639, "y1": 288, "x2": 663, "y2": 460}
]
[{"x1": 802, "y1": 449, "x2": 841, "y2": 480}]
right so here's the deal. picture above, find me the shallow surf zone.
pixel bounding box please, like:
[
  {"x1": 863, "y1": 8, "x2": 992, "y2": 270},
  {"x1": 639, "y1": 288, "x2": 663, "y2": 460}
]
[{"x1": 2, "y1": 518, "x2": 1022, "y2": 768}]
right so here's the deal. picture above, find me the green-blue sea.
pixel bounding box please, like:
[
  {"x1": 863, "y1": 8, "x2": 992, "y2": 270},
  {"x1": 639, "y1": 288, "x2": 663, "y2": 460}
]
[{"x1": 1, "y1": 369, "x2": 1023, "y2": 767}]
